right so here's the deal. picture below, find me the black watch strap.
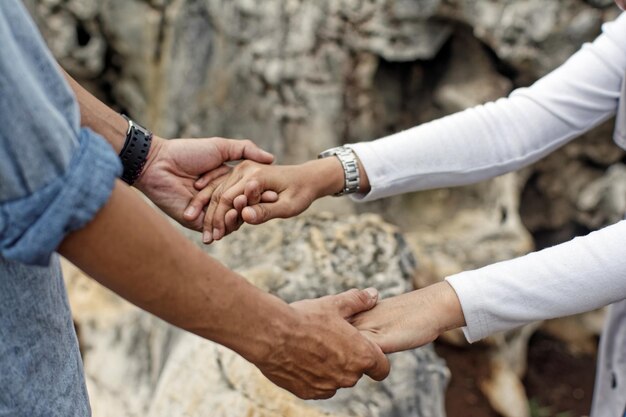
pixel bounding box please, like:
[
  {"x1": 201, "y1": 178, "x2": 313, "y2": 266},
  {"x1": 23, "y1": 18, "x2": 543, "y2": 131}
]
[{"x1": 119, "y1": 114, "x2": 153, "y2": 185}]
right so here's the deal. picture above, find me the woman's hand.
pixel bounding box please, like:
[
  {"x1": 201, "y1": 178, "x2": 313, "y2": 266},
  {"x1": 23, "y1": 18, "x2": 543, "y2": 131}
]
[
  {"x1": 351, "y1": 282, "x2": 466, "y2": 353},
  {"x1": 187, "y1": 157, "x2": 346, "y2": 243}
]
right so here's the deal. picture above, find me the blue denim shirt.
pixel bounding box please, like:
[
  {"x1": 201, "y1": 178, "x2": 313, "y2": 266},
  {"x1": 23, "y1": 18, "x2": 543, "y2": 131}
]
[{"x1": 0, "y1": 1, "x2": 122, "y2": 415}]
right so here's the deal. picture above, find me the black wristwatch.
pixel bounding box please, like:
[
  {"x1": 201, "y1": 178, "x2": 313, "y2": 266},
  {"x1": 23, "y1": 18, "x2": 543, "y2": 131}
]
[{"x1": 119, "y1": 114, "x2": 153, "y2": 185}]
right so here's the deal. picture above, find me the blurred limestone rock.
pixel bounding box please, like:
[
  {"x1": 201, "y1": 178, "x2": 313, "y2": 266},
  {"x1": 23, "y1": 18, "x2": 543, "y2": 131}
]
[
  {"x1": 540, "y1": 309, "x2": 607, "y2": 356},
  {"x1": 197, "y1": 213, "x2": 417, "y2": 301},
  {"x1": 25, "y1": 0, "x2": 613, "y2": 158},
  {"x1": 447, "y1": 0, "x2": 609, "y2": 81},
  {"x1": 520, "y1": 120, "x2": 625, "y2": 244},
  {"x1": 62, "y1": 213, "x2": 449, "y2": 417},
  {"x1": 577, "y1": 163, "x2": 626, "y2": 229}
]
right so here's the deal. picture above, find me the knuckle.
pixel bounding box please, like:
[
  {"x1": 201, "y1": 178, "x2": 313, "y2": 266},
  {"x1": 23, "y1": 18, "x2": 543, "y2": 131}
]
[
  {"x1": 211, "y1": 188, "x2": 224, "y2": 203},
  {"x1": 354, "y1": 289, "x2": 370, "y2": 305},
  {"x1": 337, "y1": 289, "x2": 361, "y2": 307},
  {"x1": 343, "y1": 375, "x2": 360, "y2": 388},
  {"x1": 346, "y1": 288, "x2": 361, "y2": 297},
  {"x1": 362, "y1": 352, "x2": 377, "y2": 371},
  {"x1": 238, "y1": 159, "x2": 253, "y2": 170},
  {"x1": 296, "y1": 389, "x2": 313, "y2": 400},
  {"x1": 219, "y1": 191, "x2": 234, "y2": 205},
  {"x1": 258, "y1": 204, "x2": 269, "y2": 221},
  {"x1": 321, "y1": 390, "x2": 336, "y2": 400}
]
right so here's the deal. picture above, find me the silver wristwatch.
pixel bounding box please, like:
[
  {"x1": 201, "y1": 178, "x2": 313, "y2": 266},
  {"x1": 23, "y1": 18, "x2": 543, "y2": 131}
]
[{"x1": 318, "y1": 146, "x2": 360, "y2": 196}]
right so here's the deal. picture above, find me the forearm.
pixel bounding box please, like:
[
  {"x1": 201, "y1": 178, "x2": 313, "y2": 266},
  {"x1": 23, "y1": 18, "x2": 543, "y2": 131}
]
[
  {"x1": 446, "y1": 220, "x2": 626, "y2": 343},
  {"x1": 58, "y1": 181, "x2": 293, "y2": 362},
  {"x1": 63, "y1": 71, "x2": 130, "y2": 153}
]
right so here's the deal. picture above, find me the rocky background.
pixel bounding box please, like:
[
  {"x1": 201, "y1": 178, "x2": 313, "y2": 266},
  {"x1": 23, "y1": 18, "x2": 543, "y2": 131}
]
[{"x1": 26, "y1": 0, "x2": 626, "y2": 416}]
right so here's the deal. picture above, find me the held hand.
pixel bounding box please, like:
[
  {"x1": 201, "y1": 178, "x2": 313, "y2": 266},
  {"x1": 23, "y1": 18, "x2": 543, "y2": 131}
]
[
  {"x1": 255, "y1": 288, "x2": 390, "y2": 399},
  {"x1": 351, "y1": 282, "x2": 466, "y2": 354},
  {"x1": 134, "y1": 136, "x2": 274, "y2": 231},
  {"x1": 188, "y1": 156, "x2": 345, "y2": 243}
]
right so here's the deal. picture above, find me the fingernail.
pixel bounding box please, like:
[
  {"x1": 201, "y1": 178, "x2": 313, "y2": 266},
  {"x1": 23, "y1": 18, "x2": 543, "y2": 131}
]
[
  {"x1": 203, "y1": 230, "x2": 213, "y2": 244},
  {"x1": 364, "y1": 288, "x2": 379, "y2": 300},
  {"x1": 184, "y1": 206, "x2": 197, "y2": 218},
  {"x1": 213, "y1": 228, "x2": 221, "y2": 240}
]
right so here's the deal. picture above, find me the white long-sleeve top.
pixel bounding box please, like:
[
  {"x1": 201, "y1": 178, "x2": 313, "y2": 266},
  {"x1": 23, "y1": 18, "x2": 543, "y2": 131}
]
[{"x1": 350, "y1": 13, "x2": 626, "y2": 343}]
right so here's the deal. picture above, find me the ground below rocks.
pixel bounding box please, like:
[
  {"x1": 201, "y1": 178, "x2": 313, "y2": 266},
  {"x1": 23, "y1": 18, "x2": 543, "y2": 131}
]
[{"x1": 436, "y1": 332, "x2": 598, "y2": 417}]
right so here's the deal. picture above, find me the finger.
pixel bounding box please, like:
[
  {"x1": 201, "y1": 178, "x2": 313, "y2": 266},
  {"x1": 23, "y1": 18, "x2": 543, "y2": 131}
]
[
  {"x1": 219, "y1": 139, "x2": 274, "y2": 165},
  {"x1": 184, "y1": 180, "x2": 223, "y2": 222},
  {"x1": 194, "y1": 165, "x2": 231, "y2": 190},
  {"x1": 363, "y1": 342, "x2": 391, "y2": 382},
  {"x1": 311, "y1": 390, "x2": 337, "y2": 400},
  {"x1": 211, "y1": 179, "x2": 247, "y2": 240},
  {"x1": 224, "y1": 208, "x2": 241, "y2": 236},
  {"x1": 261, "y1": 190, "x2": 278, "y2": 203},
  {"x1": 243, "y1": 179, "x2": 279, "y2": 207},
  {"x1": 241, "y1": 201, "x2": 294, "y2": 224},
  {"x1": 332, "y1": 288, "x2": 379, "y2": 319},
  {"x1": 244, "y1": 180, "x2": 263, "y2": 206},
  {"x1": 203, "y1": 183, "x2": 228, "y2": 241},
  {"x1": 359, "y1": 329, "x2": 396, "y2": 355},
  {"x1": 233, "y1": 195, "x2": 247, "y2": 212}
]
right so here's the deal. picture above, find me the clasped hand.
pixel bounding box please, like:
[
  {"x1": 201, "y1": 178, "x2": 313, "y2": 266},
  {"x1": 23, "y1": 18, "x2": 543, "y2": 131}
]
[
  {"x1": 181, "y1": 158, "x2": 464, "y2": 353},
  {"x1": 136, "y1": 138, "x2": 464, "y2": 397}
]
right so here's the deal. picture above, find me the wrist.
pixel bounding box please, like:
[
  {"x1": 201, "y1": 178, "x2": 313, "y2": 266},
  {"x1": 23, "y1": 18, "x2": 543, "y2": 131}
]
[
  {"x1": 133, "y1": 135, "x2": 166, "y2": 192},
  {"x1": 301, "y1": 157, "x2": 345, "y2": 199},
  {"x1": 428, "y1": 281, "x2": 466, "y2": 335},
  {"x1": 241, "y1": 300, "x2": 301, "y2": 365},
  {"x1": 310, "y1": 149, "x2": 371, "y2": 198}
]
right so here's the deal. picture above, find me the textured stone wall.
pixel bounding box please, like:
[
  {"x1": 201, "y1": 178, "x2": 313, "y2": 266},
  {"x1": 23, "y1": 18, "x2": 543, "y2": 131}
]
[
  {"x1": 25, "y1": 0, "x2": 624, "y2": 243},
  {"x1": 26, "y1": 1, "x2": 626, "y2": 416}
]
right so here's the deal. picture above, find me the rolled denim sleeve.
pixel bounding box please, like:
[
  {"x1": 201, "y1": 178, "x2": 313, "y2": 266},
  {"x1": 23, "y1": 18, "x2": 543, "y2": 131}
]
[{"x1": 0, "y1": 0, "x2": 122, "y2": 266}]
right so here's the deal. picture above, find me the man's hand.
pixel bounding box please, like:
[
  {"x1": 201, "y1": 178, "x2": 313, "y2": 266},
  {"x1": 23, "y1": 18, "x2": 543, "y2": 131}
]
[
  {"x1": 350, "y1": 282, "x2": 466, "y2": 354},
  {"x1": 188, "y1": 156, "x2": 346, "y2": 243},
  {"x1": 134, "y1": 136, "x2": 274, "y2": 231},
  {"x1": 63, "y1": 71, "x2": 276, "y2": 232},
  {"x1": 255, "y1": 288, "x2": 391, "y2": 399}
]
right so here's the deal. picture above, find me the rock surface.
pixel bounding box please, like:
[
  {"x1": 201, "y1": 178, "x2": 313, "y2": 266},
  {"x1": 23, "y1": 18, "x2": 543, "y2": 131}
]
[{"x1": 63, "y1": 214, "x2": 449, "y2": 417}]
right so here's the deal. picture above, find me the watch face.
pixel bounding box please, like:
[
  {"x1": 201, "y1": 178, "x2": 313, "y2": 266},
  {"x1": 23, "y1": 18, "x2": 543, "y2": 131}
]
[{"x1": 318, "y1": 146, "x2": 343, "y2": 158}]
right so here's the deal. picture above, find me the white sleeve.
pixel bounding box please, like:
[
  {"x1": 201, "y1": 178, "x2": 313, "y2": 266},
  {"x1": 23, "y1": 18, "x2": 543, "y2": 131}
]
[
  {"x1": 348, "y1": 14, "x2": 626, "y2": 343},
  {"x1": 349, "y1": 13, "x2": 626, "y2": 202},
  {"x1": 445, "y1": 220, "x2": 626, "y2": 342}
]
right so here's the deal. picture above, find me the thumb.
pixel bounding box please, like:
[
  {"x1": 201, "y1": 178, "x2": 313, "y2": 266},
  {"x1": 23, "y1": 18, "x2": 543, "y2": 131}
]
[
  {"x1": 222, "y1": 139, "x2": 274, "y2": 164},
  {"x1": 362, "y1": 338, "x2": 391, "y2": 381},
  {"x1": 241, "y1": 201, "x2": 292, "y2": 224},
  {"x1": 332, "y1": 288, "x2": 379, "y2": 319}
]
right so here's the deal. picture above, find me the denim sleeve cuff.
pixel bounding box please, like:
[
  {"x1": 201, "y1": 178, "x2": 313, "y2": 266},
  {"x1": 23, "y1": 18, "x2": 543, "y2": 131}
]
[{"x1": 0, "y1": 128, "x2": 122, "y2": 266}]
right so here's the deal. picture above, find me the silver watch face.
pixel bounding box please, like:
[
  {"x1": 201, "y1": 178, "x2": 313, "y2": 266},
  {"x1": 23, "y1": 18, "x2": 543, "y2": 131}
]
[{"x1": 318, "y1": 146, "x2": 344, "y2": 159}]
